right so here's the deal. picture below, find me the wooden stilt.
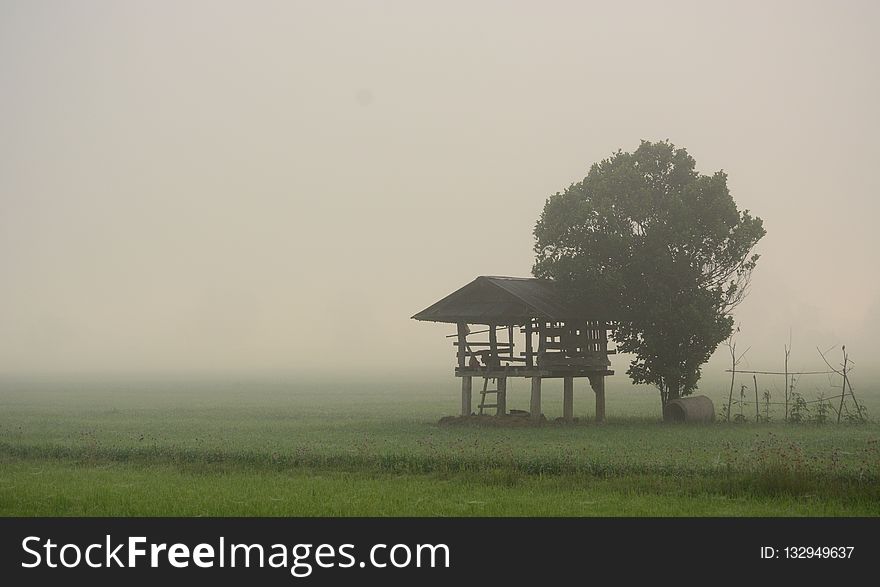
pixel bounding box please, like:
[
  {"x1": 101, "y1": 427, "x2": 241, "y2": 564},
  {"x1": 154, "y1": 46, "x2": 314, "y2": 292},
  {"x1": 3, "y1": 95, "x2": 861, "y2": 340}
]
[
  {"x1": 563, "y1": 376, "x2": 574, "y2": 421},
  {"x1": 461, "y1": 376, "x2": 472, "y2": 416},
  {"x1": 497, "y1": 377, "x2": 507, "y2": 416},
  {"x1": 589, "y1": 374, "x2": 606, "y2": 423},
  {"x1": 530, "y1": 377, "x2": 542, "y2": 420}
]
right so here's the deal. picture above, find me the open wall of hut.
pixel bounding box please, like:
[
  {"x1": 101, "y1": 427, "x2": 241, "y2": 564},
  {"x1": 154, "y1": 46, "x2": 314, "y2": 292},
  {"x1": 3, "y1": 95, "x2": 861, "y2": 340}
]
[{"x1": 412, "y1": 276, "x2": 616, "y2": 422}]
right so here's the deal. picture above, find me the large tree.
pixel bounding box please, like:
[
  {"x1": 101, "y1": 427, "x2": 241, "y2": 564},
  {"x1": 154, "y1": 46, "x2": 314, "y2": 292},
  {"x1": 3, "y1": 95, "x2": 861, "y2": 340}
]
[{"x1": 533, "y1": 140, "x2": 765, "y2": 408}]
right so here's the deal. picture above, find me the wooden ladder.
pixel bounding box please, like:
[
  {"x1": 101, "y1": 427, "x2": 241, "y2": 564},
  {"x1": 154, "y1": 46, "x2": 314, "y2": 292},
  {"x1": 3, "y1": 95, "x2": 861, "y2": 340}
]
[{"x1": 477, "y1": 377, "x2": 498, "y2": 415}]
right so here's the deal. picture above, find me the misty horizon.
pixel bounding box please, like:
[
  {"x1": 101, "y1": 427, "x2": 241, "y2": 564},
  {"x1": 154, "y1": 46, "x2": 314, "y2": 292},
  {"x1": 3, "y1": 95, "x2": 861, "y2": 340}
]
[{"x1": 2, "y1": 1, "x2": 879, "y2": 384}]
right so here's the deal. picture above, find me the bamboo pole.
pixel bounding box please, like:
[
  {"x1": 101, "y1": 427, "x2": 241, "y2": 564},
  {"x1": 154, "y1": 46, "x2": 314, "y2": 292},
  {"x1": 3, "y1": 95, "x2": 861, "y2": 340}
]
[
  {"x1": 727, "y1": 341, "x2": 736, "y2": 422},
  {"x1": 836, "y1": 348, "x2": 847, "y2": 424},
  {"x1": 754, "y1": 375, "x2": 759, "y2": 422},
  {"x1": 784, "y1": 344, "x2": 790, "y2": 422},
  {"x1": 845, "y1": 373, "x2": 864, "y2": 421}
]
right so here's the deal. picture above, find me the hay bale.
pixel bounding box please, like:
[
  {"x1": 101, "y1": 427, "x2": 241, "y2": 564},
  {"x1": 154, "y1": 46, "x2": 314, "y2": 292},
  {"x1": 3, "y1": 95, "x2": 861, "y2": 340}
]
[{"x1": 663, "y1": 395, "x2": 715, "y2": 423}]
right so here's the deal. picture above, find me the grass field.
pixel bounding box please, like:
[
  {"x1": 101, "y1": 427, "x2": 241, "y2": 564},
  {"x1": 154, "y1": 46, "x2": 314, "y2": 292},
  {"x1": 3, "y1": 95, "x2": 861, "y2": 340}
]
[{"x1": 1, "y1": 374, "x2": 879, "y2": 516}]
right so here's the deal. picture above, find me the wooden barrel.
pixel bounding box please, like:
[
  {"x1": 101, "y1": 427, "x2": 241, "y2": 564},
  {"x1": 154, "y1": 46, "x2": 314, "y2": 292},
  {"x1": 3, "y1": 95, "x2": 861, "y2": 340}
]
[{"x1": 663, "y1": 395, "x2": 715, "y2": 423}]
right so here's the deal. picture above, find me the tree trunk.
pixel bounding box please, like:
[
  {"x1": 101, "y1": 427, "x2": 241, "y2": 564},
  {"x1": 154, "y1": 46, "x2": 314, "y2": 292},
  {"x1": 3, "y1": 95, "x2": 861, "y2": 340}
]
[{"x1": 664, "y1": 381, "x2": 681, "y2": 408}]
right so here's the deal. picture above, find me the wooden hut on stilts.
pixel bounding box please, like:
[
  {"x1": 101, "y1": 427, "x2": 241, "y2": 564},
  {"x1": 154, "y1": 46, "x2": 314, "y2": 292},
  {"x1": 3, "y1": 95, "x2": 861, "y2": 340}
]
[{"x1": 412, "y1": 276, "x2": 615, "y2": 422}]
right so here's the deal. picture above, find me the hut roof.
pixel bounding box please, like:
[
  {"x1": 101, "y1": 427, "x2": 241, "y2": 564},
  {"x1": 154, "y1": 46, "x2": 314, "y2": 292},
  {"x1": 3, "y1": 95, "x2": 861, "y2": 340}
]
[{"x1": 411, "y1": 276, "x2": 608, "y2": 324}]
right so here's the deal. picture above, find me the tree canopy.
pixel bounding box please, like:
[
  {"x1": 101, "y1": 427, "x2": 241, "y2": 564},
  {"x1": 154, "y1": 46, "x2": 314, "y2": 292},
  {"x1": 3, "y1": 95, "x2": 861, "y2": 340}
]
[{"x1": 533, "y1": 140, "x2": 765, "y2": 406}]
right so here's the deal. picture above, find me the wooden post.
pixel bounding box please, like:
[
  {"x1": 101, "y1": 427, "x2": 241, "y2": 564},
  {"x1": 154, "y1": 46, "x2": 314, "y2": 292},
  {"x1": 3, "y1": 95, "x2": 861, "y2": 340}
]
[
  {"x1": 530, "y1": 377, "x2": 542, "y2": 420},
  {"x1": 563, "y1": 376, "x2": 574, "y2": 421},
  {"x1": 589, "y1": 374, "x2": 605, "y2": 423},
  {"x1": 524, "y1": 320, "x2": 534, "y2": 368},
  {"x1": 461, "y1": 376, "x2": 472, "y2": 416},
  {"x1": 836, "y1": 349, "x2": 848, "y2": 424},
  {"x1": 497, "y1": 377, "x2": 507, "y2": 416},
  {"x1": 456, "y1": 323, "x2": 467, "y2": 370},
  {"x1": 488, "y1": 323, "x2": 498, "y2": 368},
  {"x1": 537, "y1": 322, "x2": 546, "y2": 364}
]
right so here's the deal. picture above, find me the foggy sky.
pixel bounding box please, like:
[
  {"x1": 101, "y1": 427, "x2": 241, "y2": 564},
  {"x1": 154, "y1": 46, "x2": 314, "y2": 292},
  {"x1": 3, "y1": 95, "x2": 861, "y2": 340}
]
[{"x1": 2, "y1": 0, "x2": 879, "y2": 382}]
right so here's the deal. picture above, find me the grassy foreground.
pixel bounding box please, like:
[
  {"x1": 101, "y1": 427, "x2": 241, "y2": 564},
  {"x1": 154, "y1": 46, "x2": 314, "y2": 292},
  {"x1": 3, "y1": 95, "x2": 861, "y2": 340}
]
[{"x1": 1, "y1": 375, "x2": 878, "y2": 516}]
